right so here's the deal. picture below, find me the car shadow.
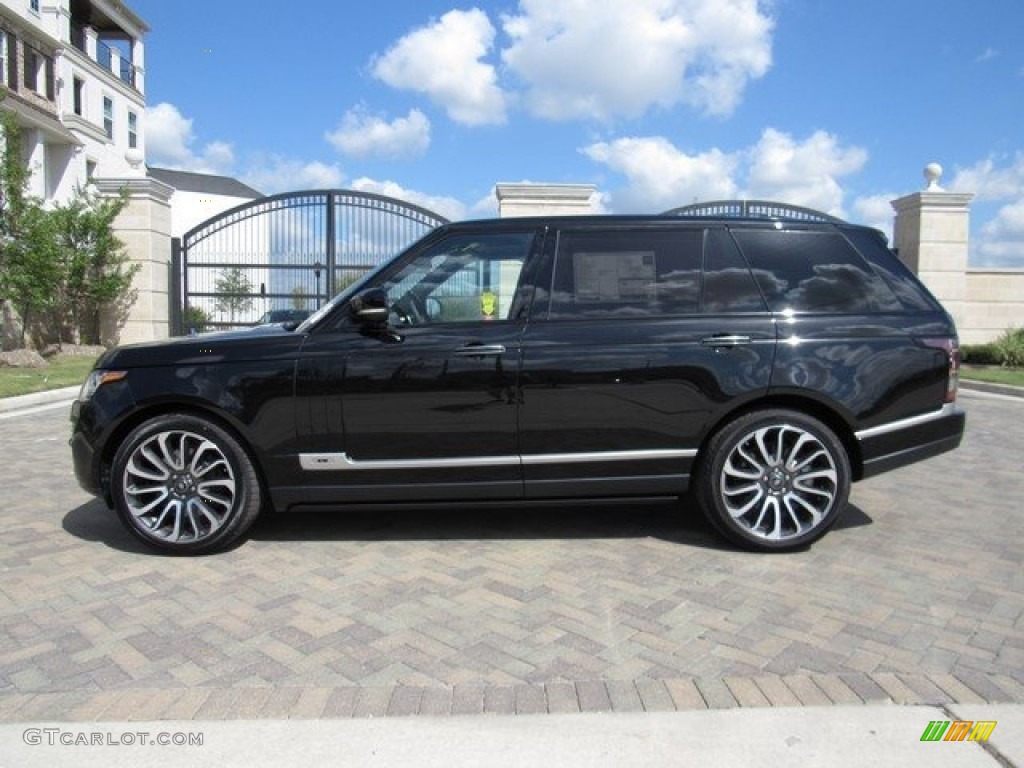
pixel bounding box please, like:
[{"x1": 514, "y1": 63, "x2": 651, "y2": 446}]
[
  {"x1": 62, "y1": 498, "x2": 154, "y2": 555},
  {"x1": 62, "y1": 497, "x2": 874, "y2": 555}
]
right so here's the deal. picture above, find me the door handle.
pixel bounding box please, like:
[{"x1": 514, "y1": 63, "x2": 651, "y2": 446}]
[
  {"x1": 701, "y1": 334, "x2": 752, "y2": 347},
  {"x1": 453, "y1": 343, "x2": 507, "y2": 357}
]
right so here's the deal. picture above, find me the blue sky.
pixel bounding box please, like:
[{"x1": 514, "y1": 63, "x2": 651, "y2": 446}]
[{"x1": 134, "y1": 0, "x2": 1024, "y2": 266}]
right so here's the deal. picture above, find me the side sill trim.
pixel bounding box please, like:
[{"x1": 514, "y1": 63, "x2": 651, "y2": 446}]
[
  {"x1": 299, "y1": 449, "x2": 697, "y2": 472},
  {"x1": 854, "y1": 402, "x2": 961, "y2": 441}
]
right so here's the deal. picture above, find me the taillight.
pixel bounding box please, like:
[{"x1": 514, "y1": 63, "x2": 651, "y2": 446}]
[{"x1": 919, "y1": 337, "x2": 959, "y2": 403}]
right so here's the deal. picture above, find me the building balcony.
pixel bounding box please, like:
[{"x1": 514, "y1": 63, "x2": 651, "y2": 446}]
[{"x1": 69, "y1": 20, "x2": 138, "y2": 90}]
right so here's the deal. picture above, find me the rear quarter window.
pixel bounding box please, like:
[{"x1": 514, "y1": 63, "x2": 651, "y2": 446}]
[
  {"x1": 841, "y1": 228, "x2": 940, "y2": 312},
  {"x1": 731, "y1": 229, "x2": 903, "y2": 313}
]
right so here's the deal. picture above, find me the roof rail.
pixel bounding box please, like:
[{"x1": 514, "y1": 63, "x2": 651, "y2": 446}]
[{"x1": 663, "y1": 200, "x2": 846, "y2": 224}]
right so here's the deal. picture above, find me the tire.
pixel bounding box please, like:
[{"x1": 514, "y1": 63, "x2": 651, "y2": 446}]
[
  {"x1": 694, "y1": 409, "x2": 851, "y2": 552},
  {"x1": 110, "y1": 414, "x2": 263, "y2": 555}
]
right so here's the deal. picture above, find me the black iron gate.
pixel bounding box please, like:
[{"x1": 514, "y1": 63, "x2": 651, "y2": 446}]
[{"x1": 173, "y1": 190, "x2": 449, "y2": 334}]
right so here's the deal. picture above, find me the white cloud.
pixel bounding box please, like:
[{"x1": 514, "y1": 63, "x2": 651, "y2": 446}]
[
  {"x1": 144, "y1": 102, "x2": 235, "y2": 174},
  {"x1": 582, "y1": 137, "x2": 738, "y2": 212},
  {"x1": 951, "y1": 153, "x2": 1024, "y2": 201},
  {"x1": 979, "y1": 199, "x2": 1024, "y2": 265},
  {"x1": 326, "y1": 108, "x2": 431, "y2": 159},
  {"x1": 852, "y1": 193, "x2": 898, "y2": 240},
  {"x1": 745, "y1": 129, "x2": 867, "y2": 216},
  {"x1": 242, "y1": 158, "x2": 344, "y2": 195},
  {"x1": 501, "y1": 0, "x2": 773, "y2": 121},
  {"x1": 583, "y1": 129, "x2": 867, "y2": 215},
  {"x1": 350, "y1": 177, "x2": 467, "y2": 221},
  {"x1": 469, "y1": 189, "x2": 500, "y2": 218},
  {"x1": 977, "y1": 199, "x2": 1024, "y2": 267},
  {"x1": 371, "y1": 9, "x2": 507, "y2": 126},
  {"x1": 951, "y1": 153, "x2": 1024, "y2": 266}
]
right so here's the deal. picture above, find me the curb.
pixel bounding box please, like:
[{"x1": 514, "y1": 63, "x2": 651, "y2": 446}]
[
  {"x1": 960, "y1": 379, "x2": 1024, "y2": 399},
  {"x1": 0, "y1": 385, "x2": 79, "y2": 414}
]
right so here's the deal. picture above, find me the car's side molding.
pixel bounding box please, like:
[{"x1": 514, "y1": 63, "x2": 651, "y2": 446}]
[
  {"x1": 298, "y1": 449, "x2": 697, "y2": 472},
  {"x1": 853, "y1": 403, "x2": 961, "y2": 441}
]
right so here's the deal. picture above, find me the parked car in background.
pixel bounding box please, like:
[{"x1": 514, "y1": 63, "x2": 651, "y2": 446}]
[
  {"x1": 255, "y1": 308, "x2": 312, "y2": 326},
  {"x1": 70, "y1": 209, "x2": 964, "y2": 554}
]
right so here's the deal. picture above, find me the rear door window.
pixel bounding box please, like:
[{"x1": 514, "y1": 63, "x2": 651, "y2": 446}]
[{"x1": 547, "y1": 228, "x2": 703, "y2": 318}]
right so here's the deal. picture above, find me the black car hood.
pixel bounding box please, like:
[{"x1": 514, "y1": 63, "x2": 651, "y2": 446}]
[{"x1": 97, "y1": 325, "x2": 307, "y2": 369}]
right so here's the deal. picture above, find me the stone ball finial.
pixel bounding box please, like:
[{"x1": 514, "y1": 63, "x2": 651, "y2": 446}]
[
  {"x1": 125, "y1": 148, "x2": 145, "y2": 169},
  {"x1": 924, "y1": 162, "x2": 944, "y2": 191}
]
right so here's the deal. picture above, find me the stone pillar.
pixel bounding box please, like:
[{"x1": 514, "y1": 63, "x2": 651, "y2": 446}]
[
  {"x1": 496, "y1": 183, "x2": 597, "y2": 217},
  {"x1": 891, "y1": 164, "x2": 973, "y2": 331},
  {"x1": 93, "y1": 177, "x2": 174, "y2": 344}
]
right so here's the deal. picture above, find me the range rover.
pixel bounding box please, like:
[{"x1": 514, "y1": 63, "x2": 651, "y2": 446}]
[{"x1": 70, "y1": 211, "x2": 965, "y2": 554}]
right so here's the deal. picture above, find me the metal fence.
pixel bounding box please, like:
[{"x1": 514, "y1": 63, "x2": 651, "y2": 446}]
[
  {"x1": 663, "y1": 199, "x2": 844, "y2": 223},
  {"x1": 173, "y1": 190, "x2": 448, "y2": 334}
]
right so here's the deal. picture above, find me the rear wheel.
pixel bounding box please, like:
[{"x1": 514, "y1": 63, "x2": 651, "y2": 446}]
[
  {"x1": 110, "y1": 414, "x2": 262, "y2": 555},
  {"x1": 695, "y1": 409, "x2": 850, "y2": 551}
]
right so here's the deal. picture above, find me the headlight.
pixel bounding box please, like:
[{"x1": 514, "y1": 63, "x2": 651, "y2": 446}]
[{"x1": 78, "y1": 369, "x2": 127, "y2": 401}]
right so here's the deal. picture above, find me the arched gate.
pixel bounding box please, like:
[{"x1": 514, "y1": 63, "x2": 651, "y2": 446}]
[{"x1": 173, "y1": 190, "x2": 449, "y2": 334}]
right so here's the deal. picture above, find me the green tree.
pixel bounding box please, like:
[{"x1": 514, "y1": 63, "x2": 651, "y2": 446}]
[
  {"x1": 1, "y1": 109, "x2": 60, "y2": 347},
  {"x1": 183, "y1": 304, "x2": 212, "y2": 333},
  {"x1": 2, "y1": 206, "x2": 62, "y2": 346},
  {"x1": 290, "y1": 284, "x2": 309, "y2": 310},
  {"x1": 50, "y1": 186, "x2": 137, "y2": 345},
  {"x1": 2, "y1": 106, "x2": 138, "y2": 348},
  {"x1": 214, "y1": 267, "x2": 254, "y2": 324}
]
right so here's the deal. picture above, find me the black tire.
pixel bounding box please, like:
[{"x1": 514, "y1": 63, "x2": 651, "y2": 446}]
[
  {"x1": 110, "y1": 413, "x2": 263, "y2": 555},
  {"x1": 694, "y1": 409, "x2": 851, "y2": 552}
]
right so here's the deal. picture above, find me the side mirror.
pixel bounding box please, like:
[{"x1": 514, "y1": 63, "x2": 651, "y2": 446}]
[{"x1": 349, "y1": 288, "x2": 389, "y2": 324}]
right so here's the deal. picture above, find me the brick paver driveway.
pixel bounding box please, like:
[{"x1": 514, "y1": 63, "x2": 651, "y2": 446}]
[{"x1": 1, "y1": 390, "x2": 1021, "y2": 720}]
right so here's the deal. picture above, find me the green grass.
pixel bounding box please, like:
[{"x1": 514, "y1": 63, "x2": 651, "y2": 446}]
[
  {"x1": 0, "y1": 354, "x2": 98, "y2": 398},
  {"x1": 961, "y1": 365, "x2": 1024, "y2": 388}
]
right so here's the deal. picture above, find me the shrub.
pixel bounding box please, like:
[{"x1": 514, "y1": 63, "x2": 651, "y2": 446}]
[
  {"x1": 961, "y1": 343, "x2": 1001, "y2": 366},
  {"x1": 993, "y1": 327, "x2": 1024, "y2": 368}
]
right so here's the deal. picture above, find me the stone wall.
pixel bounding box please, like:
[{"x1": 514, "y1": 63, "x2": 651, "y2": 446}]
[
  {"x1": 892, "y1": 165, "x2": 1023, "y2": 345},
  {"x1": 963, "y1": 270, "x2": 1024, "y2": 344}
]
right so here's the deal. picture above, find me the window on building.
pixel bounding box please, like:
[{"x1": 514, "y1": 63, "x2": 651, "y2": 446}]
[
  {"x1": 0, "y1": 32, "x2": 7, "y2": 87},
  {"x1": 4, "y1": 33, "x2": 16, "y2": 91},
  {"x1": 128, "y1": 111, "x2": 138, "y2": 148},
  {"x1": 23, "y1": 47, "x2": 38, "y2": 91},
  {"x1": 44, "y1": 55, "x2": 53, "y2": 100},
  {"x1": 73, "y1": 77, "x2": 84, "y2": 116},
  {"x1": 103, "y1": 96, "x2": 113, "y2": 139},
  {"x1": 29, "y1": 0, "x2": 40, "y2": 14}
]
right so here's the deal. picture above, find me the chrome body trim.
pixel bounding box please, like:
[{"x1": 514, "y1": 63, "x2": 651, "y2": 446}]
[
  {"x1": 299, "y1": 449, "x2": 697, "y2": 472},
  {"x1": 854, "y1": 402, "x2": 960, "y2": 441}
]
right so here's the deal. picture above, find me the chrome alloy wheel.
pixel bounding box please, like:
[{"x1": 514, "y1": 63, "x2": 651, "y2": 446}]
[
  {"x1": 122, "y1": 430, "x2": 237, "y2": 543},
  {"x1": 719, "y1": 423, "x2": 839, "y2": 542}
]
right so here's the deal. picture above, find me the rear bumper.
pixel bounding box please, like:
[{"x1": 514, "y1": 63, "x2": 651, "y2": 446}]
[{"x1": 855, "y1": 403, "x2": 966, "y2": 480}]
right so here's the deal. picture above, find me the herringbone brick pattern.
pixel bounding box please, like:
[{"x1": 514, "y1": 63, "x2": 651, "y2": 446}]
[{"x1": 0, "y1": 392, "x2": 1021, "y2": 721}]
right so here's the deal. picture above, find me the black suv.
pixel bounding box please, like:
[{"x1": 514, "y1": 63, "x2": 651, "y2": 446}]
[{"x1": 70, "y1": 212, "x2": 965, "y2": 554}]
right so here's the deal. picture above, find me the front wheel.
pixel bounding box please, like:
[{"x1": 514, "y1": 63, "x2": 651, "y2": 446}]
[
  {"x1": 695, "y1": 410, "x2": 851, "y2": 552},
  {"x1": 110, "y1": 414, "x2": 263, "y2": 555}
]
